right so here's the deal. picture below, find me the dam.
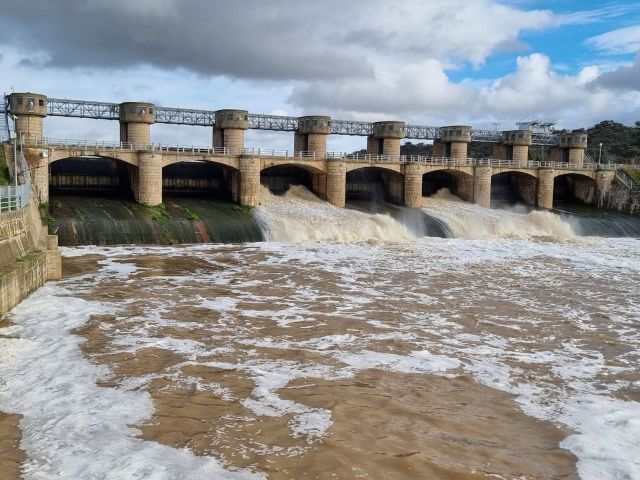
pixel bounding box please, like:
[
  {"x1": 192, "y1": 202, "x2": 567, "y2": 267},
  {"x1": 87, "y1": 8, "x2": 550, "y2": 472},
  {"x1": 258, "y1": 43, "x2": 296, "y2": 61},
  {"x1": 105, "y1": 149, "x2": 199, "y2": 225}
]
[
  {"x1": 5, "y1": 91, "x2": 639, "y2": 245},
  {"x1": 1, "y1": 92, "x2": 640, "y2": 480}
]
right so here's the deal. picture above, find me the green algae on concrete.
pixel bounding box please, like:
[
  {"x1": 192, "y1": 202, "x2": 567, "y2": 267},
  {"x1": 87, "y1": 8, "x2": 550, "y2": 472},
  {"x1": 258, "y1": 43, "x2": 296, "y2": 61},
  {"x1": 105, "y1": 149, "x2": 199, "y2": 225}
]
[{"x1": 49, "y1": 195, "x2": 264, "y2": 246}]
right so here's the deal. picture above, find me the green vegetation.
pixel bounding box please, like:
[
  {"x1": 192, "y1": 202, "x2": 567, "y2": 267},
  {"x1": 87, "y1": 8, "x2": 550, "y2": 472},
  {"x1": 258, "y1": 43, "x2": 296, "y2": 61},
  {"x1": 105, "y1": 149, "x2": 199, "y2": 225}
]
[
  {"x1": 0, "y1": 143, "x2": 10, "y2": 186},
  {"x1": 0, "y1": 162, "x2": 9, "y2": 186},
  {"x1": 583, "y1": 121, "x2": 640, "y2": 164},
  {"x1": 145, "y1": 203, "x2": 170, "y2": 221},
  {"x1": 38, "y1": 202, "x2": 55, "y2": 224},
  {"x1": 184, "y1": 207, "x2": 200, "y2": 222},
  {"x1": 622, "y1": 166, "x2": 640, "y2": 183},
  {"x1": 142, "y1": 203, "x2": 174, "y2": 243},
  {"x1": 232, "y1": 204, "x2": 253, "y2": 214}
]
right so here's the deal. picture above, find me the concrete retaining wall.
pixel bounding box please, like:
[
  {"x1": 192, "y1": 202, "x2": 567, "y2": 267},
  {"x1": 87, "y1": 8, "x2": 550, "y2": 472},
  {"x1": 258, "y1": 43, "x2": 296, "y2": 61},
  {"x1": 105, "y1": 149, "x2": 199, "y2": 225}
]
[
  {"x1": 0, "y1": 197, "x2": 61, "y2": 316},
  {"x1": 601, "y1": 183, "x2": 640, "y2": 215}
]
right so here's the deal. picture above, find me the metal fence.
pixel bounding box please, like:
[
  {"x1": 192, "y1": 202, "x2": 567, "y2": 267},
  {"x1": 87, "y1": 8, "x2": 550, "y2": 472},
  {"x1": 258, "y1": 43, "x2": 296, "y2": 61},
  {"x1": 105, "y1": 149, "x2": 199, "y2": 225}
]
[
  {"x1": 0, "y1": 108, "x2": 9, "y2": 142},
  {"x1": 0, "y1": 182, "x2": 30, "y2": 212},
  {"x1": 0, "y1": 136, "x2": 31, "y2": 213},
  {"x1": 615, "y1": 169, "x2": 640, "y2": 192}
]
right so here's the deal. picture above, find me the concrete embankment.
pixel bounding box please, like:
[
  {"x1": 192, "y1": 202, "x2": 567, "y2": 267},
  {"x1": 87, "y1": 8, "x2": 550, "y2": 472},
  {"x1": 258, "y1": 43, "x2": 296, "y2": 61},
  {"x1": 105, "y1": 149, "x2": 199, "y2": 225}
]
[{"x1": 0, "y1": 197, "x2": 61, "y2": 316}]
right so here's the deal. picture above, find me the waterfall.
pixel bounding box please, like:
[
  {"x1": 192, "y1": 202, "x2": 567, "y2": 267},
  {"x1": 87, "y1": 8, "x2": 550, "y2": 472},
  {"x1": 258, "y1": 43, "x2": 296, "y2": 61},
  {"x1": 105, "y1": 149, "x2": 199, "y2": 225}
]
[
  {"x1": 50, "y1": 195, "x2": 263, "y2": 246},
  {"x1": 255, "y1": 186, "x2": 416, "y2": 242},
  {"x1": 421, "y1": 189, "x2": 577, "y2": 239}
]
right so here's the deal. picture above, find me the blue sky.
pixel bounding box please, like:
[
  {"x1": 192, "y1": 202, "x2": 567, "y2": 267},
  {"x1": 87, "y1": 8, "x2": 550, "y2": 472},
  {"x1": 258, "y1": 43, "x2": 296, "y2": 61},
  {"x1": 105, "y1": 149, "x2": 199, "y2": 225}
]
[
  {"x1": 1, "y1": 0, "x2": 639, "y2": 151},
  {"x1": 451, "y1": 1, "x2": 640, "y2": 80}
]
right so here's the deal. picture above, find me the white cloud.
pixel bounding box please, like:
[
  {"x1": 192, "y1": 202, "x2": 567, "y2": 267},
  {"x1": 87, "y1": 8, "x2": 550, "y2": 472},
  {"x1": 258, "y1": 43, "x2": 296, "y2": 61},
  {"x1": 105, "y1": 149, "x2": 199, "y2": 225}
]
[
  {"x1": 289, "y1": 59, "x2": 474, "y2": 120},
  {"x1": 2, "y1": 1, "x2": 640, "y2": 150},
  {"x1": 554, "y1": 5, "x2": 640, "y2": 27},
  {"x1": 0, "y1": 0, "x2": 555, "y2": 78},
  {"x1": 585, "y1": 25, "x2": 640, "y2": 54},
  {"x1": 292, "y1": 52, "x2": 640, "y2": 130},
  {"x1": 591, "y1": 56, "x2": 640, "y2": 92}
]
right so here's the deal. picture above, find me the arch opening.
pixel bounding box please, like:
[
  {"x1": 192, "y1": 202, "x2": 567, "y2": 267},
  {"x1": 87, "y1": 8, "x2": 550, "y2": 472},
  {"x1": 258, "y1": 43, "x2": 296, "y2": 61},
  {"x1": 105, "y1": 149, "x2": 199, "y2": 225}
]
[
  {"x1": 162, "y1": 161, "x2": 234, "y2": 201},
  {"x1": 491, "y1": 172, "x2": 537, "y2": 208},
  {"x1": 346, "y1": 167, "x2": 403, "y2": 204},
  {"x1": 422, "y1": 170, "x2": 473, "y2": 202},
  {"x1": 49, "y1": 156, "x2": 136, "y2": 199},
  {"x1": 553, "y1": 173, "x2": 596, "y2": 207},
  {"x1": 260, "y1": 164, "x2": 324, "y2": 198}
]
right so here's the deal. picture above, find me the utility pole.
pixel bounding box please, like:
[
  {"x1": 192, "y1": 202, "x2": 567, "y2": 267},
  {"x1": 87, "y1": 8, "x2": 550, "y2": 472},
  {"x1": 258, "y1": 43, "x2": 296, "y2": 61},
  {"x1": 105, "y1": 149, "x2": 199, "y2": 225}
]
[
  {"x1": 13, "y1": 133, "x2": 17, "y2": 189},
  {"x1": 598, "y1": 142, "x2": 602, "y2": 164}
]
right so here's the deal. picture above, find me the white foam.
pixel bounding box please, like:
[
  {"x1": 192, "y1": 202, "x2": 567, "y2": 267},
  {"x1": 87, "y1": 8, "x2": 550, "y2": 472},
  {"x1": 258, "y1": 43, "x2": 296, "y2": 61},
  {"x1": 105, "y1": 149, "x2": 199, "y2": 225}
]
[
  {"x1": 422, "y1": 188, "x2": 577, "y2": 239},
  {"x1": 256, "y1": 185, "x2": 415, "y2": 243},
  {"x1": 6, "y1": 235, "x2": 640, "y2": 478},
  {"x1": 0, "y1": 282, "x2": 262, "y2": 479},
  {"x1": 560, "y1": 395, "x2": 640, "y2": 479},
  {"x1": 336, "y1": 350, "x2": 461, "y2": 375},
  {"x1": 288, "y1": 410, "x2": 333, "y2": 439},
  {"x1": 0, "y1": 337, "x2": 31, "y2": 364}
]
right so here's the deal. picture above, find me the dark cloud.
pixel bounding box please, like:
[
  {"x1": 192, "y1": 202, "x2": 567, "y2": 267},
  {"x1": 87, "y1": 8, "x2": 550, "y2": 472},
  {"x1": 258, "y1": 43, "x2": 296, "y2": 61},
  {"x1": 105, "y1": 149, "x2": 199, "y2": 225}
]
[
  {"x1": 592, "y1": 57, "x2": 640, "y2": 92},
  {"x1": 0, "y1": 0, "x2": 374, "y2": 81}
]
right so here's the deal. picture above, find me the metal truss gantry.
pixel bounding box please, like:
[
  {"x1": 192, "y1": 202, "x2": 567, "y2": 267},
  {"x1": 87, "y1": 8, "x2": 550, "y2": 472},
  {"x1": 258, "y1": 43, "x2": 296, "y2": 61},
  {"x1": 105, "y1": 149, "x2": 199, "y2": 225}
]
[{"x1": 21, "y1": 97, "x2": 560, "y2": 145}]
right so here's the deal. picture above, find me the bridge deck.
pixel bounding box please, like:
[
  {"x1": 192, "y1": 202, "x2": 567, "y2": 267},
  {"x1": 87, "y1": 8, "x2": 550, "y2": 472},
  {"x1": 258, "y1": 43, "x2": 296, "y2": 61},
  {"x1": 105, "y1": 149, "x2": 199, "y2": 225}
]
[{"x1": 29, "y1": 137, "x2": 614, "y2": 172}]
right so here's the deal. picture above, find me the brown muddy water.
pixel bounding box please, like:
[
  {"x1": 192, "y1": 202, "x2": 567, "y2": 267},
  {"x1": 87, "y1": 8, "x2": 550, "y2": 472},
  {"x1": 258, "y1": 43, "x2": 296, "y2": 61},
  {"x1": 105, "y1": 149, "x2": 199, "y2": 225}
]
[
  {"x1": 1, "y1": 236, "x2": 639, "y2": 480},
  {"x1": 1, "y1": 189, "x2": 639, "y2": 479}
]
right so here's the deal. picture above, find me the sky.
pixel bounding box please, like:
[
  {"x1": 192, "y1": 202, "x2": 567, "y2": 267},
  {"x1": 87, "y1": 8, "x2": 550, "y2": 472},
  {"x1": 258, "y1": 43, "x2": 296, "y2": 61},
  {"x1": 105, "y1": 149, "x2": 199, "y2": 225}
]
[{"x1": 1, "y1": 0, "x2": 639, "y2": 152}]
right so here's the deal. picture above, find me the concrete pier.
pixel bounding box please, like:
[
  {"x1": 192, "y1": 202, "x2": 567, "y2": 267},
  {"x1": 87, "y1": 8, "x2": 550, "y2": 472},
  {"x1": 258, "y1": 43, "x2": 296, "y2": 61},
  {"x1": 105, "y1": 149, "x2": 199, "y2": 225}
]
[
  {"x1": 404, "y1": 163, "x2": 423, "y2": 208},
  {"x1": 239, "y1": 157, "x2": 260, "y2": 206},
  {"x1": 8, "y1": 93, "x2": 47, "y2": 143},
  {"x1": 214, "y1": 110, "x2": 248, "y2": 154},
  {"x1": 474, "y1": 166, "x2": 492, "y2": 208},
  {"x1": 503, "y1": 130, "x2": 532, "y2": 166},
  {"x1": 137, "y1": 153, "x2": 162, "y2": 205},
  {"x1": 563, "y1": 132, "x2": 588, "y2": 167},
  {"x1": 326, "y1": 160, "x2": 347, "y2": 207},
  {"x1": 367, "y1": 121, "x2": 405, "y2": 157},
  {"x1": 295, "y1": 116, "x2": 330, "y2": 156},
  {"x1": 441, "y1": 126, "x2": 471, "y2": 159},
  {"x1": 537, "y1": 169, "x2": 555, "y2": 209},
  {"x1": 120, "y1": 102, "x2": 155, "y2": 145}
]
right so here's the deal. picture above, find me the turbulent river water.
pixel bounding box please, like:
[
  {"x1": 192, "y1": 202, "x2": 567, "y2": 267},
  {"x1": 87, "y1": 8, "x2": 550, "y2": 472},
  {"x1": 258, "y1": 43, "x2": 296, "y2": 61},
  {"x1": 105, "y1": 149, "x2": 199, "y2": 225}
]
[{"x1": 1, "y1": 187, "x2": 639, "y2": 479}]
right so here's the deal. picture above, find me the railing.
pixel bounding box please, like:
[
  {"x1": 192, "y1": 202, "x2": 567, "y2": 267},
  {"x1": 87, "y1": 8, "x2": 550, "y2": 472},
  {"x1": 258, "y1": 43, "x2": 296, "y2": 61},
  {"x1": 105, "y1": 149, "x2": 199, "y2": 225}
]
[
  {"x1": 32, "y1": 137, "x2": 140, "y2": 150},
  {"x1": 0, "y1": 183, "x2": 31, "y2": 212},
  {"x1": 0, "y1": 137, "x2": 31, "y2": 213},
  {"x1": 0, "y1": 102, "x2": 10, "y2": 141},
  {"x1": 615, "y1": 169, "x2": 640, "y2": 192},
  {"x1": 153, "y1": 144, "x2": 230, "y2": 155},
  {"x1": 344, "y1": 153, "x2": 405, "y2": 162},
  {"x1": 408, "y1": 156, "x2": 476, "y2": 166},
  {"x1": 21, "y1": 137, "x2": 624, "y2": 172}
]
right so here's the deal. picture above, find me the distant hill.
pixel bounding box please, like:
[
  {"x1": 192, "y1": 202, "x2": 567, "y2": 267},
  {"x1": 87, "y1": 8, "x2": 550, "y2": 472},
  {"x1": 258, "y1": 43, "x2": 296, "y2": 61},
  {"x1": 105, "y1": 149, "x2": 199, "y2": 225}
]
[{"x1": 584, "y1": 121, "x2": 640, "y2": 165}]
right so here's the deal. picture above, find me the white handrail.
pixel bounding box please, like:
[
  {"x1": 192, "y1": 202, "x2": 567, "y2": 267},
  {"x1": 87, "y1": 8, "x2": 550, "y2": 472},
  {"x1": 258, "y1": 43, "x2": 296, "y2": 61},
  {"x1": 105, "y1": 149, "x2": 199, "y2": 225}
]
[
  {"x1": 0, "y1": 136, "x2": 30, "y2": 212},
  {"x1": 19, "y1": 136, "x2": 623, "y2": 173}
]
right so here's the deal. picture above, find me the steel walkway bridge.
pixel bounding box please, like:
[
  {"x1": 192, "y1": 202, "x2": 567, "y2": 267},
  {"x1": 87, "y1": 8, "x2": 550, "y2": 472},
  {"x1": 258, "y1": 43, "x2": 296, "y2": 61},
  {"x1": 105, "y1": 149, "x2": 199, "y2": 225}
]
[{"x1": 44, "y1": 98, "x2": 559, "y2": 146}]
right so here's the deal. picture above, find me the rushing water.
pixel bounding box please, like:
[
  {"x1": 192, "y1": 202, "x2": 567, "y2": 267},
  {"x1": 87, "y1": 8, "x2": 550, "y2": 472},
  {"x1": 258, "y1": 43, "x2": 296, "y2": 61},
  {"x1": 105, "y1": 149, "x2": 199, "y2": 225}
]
[
  {"x1": 49, "y1": 195, "x2": 263, "y2": 245},
  {"x1": 1, "y1": 187, "x2": 639, "y2": 479}
]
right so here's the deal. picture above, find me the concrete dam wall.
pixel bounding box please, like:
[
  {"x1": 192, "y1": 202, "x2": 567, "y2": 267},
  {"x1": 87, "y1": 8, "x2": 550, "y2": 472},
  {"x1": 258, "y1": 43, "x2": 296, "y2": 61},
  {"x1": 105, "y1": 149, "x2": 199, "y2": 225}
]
[{"x1": 0, "y1": 196, "x2": 62, "y2": 316}]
